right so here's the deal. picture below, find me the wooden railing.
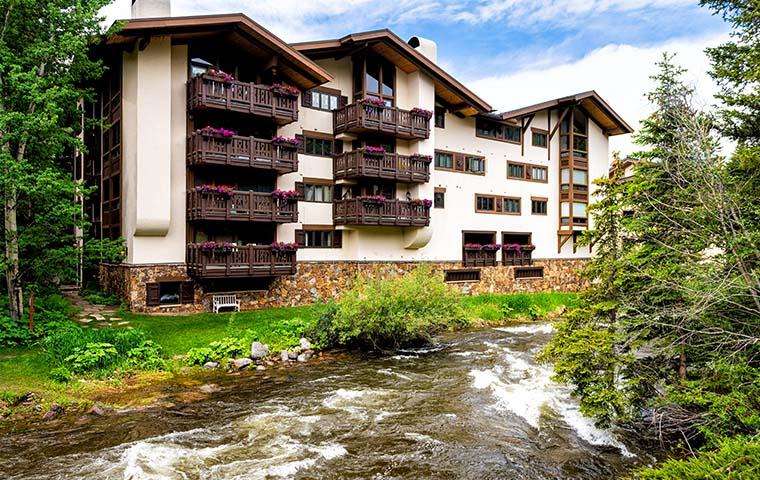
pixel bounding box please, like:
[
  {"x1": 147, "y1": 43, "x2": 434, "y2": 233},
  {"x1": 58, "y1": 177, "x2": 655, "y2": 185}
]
[
  {"x1": 333, "y1": 103, "x2": 430, "y2": 139},
  {"x1": 188, "y1": 75, "x2": 298, "y2": 124},
  {"x1": 502, "y1": 248, "x2": 533, "y2": 266},
  {"x1": 187, "y1": 190, "x2": 298, "y2": 223},
  {"x1": 333, "y1": 199, "x2": 430, "y2": 227},
  {"x1": 463, "y1": 248, "x2": 498, "y2": 267},
  {"x1": 333, "y1": 149, "x2": 430, "y2": 183},
  {"x1": 187, "y1": 133, "x2": 298, "y2": 173},
  {"x1": 187, "y1": 244, "x2": 296, "y2": 279}
]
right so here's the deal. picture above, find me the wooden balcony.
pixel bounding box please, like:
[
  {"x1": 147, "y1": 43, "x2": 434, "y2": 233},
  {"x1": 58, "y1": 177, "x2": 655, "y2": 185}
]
[
  {"x1": 463, "y1": 248, "x2": 498, "y2": 267},
  {"x1": 187, "y1": 132, "x2": 298, "y2": 173},
  {"x1": 187, "y1": 244, "x2": 296, "y2": 279},
  {"x1": 333, "y1": 103, "x2": 430, "y2": 140},
  {"x1": 187, "y1": 190, "x2": 298, "y2": 223},
  {"x1": 502, "y1": 248, "x2": 533, "y2": 266},
  {"x1": 188, "y1": 75, "x2": 298, "y2": 124},
  {"x1": 333, "y1": 199, "x2": 430, "y2": 227},
  {"x1": 333, "y1": 149, "x2": 431, "y2": 183}
]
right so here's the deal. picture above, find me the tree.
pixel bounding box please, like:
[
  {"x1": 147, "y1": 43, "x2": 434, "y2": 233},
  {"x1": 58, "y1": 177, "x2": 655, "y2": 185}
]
[{"x1": 0, "y1": 0, "x2": 113, "y2": 319}]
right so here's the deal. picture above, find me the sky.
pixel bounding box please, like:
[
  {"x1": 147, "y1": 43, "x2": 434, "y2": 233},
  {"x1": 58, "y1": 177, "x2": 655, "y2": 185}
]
[{"x1": 103, "y1": 1, "x2": 731, "y2": 156}]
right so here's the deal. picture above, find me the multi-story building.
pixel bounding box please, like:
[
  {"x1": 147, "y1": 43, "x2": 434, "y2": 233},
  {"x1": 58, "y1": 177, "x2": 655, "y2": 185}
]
[{"x1": 88, "y1": 1, "x2": 632, "y2": 311}]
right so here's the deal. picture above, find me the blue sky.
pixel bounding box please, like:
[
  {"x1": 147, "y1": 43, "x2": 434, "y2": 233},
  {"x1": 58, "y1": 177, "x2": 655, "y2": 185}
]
[{"x1": 105, "y1": 1, "x2": 730, "y2": 155}]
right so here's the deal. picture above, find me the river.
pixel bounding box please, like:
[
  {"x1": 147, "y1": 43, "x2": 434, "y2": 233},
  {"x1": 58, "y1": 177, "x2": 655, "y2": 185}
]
[{"x1": 0, "y1": 323, "x2": 650, "y2": 479}]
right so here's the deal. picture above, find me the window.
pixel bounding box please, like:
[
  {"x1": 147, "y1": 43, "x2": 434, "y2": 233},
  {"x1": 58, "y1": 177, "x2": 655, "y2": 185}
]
[
  {"x1": 532, "y1": 129, "x2": 548, "y2": 148},
  {"x1": 434, "y1": 151, "x2": 453, "y2": 169},
  {"x1": 515, "y1": 267, "x2": 544, "y2": 279},
  {"x1": 507, "y1": 161, "x2": 548, "y2": 183},
  {"x1": 466, "y1": 156, "x2": 486, "y2": 174},
  {"x1": 561, "y1": 168, "x2": 588, "y2": 191},
  {"x1": 475, "y1": 194, "x2": 521, "y2": 214},
  {"x1": 531, "y1": 198, "x2": 548, "y2": 215},
  {"x1": 476, "y1": 118, "x2": 522, "y2": 144},
  {"x1": 573, "y1": 202, "x2": 587, "y2": 218},
  {"x1": 304, "y1": 135, "x2": 335, "y2": 157},
  {"x1": 435, "y1": 106, "x2": 445, "y2": 128},
  {"x1": 353, "y1": 54, "x2": 395, "y2": 106},
  {"x1": 445, "y1": 269, "x2": 481, "y2": 283},
  {"x1": 296, "y1": 228, "x2": 342, "y2": 248},
  {"x1": 146, "y1": 281, "x2": 193, "y2": 307},
  {"x1": 304, "y1": 87, "x2": 342, "y2": 111},
  {"x1": 434, "y1": 188, "x2": 445, "y2": 209},
  {"x1": 303, "y1": 183, "x2": 333, "y2": 203}
]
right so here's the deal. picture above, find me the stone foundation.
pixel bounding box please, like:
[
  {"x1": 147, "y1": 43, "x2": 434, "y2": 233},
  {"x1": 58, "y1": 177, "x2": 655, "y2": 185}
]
[{"x1": 101, "y1": 259, "x2": 588, "y2": 313}]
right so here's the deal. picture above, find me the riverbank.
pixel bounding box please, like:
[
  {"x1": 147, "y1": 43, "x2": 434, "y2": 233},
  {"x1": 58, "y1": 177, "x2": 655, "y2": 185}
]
[{"x1": 0, "y1": 292, "x2": 577, "y2": 430}]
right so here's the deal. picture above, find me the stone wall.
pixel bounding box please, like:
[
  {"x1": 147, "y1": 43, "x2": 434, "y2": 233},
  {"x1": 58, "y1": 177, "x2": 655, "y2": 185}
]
[{"x1": 102, "y1": 259, "x2": 588, "y2": 313}]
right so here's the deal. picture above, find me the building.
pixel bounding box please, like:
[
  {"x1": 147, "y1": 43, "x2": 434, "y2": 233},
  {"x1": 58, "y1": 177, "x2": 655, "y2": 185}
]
[{"x1": 87, "y1": 0, "x2": 632, "y2": 312}]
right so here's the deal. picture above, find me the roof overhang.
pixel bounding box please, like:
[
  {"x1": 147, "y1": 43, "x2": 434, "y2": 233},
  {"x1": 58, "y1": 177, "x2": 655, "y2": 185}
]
[
  {"x1": 105, "y1": 14, "x2": 333, "y2": 90},
  {"x1": 500, "y1": 91, "x2": 633, "y2": 136},
  {"x1": 292, "y1": 30, "x2": 492, "y2": 116}
]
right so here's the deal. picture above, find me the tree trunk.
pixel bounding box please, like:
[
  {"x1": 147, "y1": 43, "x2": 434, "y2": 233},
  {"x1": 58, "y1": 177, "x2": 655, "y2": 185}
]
[
  {"x1": 4, "y1": 185, "x2": 21, "y2": 320},
  {"x1": 678, "y1": 348, "x2": 687, "y2": 381}
]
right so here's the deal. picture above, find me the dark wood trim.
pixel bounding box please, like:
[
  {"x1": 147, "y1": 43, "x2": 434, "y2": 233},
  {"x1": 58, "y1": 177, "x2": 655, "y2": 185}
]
[
  {"x1": 434, "y1": 149, "x2": 486, "y2": 175},
  {"x1": 506, "y1": 160, "x2": 549, "y2": 183},
  {"x1": 474, "y1": 194, "x2": 521, "y2": 215}
]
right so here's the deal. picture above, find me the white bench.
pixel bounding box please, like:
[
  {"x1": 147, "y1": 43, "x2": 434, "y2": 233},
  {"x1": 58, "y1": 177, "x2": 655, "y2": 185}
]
[{"x1": 212, "y1": 294, "x2": 240, "y2": 313}]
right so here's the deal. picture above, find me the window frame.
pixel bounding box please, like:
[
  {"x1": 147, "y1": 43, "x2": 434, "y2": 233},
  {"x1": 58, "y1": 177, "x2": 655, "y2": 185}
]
[
  {"x1": 506, "y1": 160, "x2": 549, "y2": 183},
  {"x1": 302, "y1": 131, "x2": 338, "y2": 158},
  {"x1": 474, "y1": 194, "x2": 522, "y2": 215},
  {"x1": 296, "y1": 226, "x2": 342, "y2": 249},
  {"x1": 434, "y1": 106, "x2": 446, "y2": 128},
  {"x1": 353, "y1": 54, "x2": 396, "y2": 106},
  {"x1": 531, "y1": 197, "x2": 548, "y2": 215},
  {"x1": 531, "y1": 128, "x2": 548, "y2": 148},
  {"x1": 301, "y1": 178, "x2": 334, "y2": 203},
  {"x1": 434, "y1": 187, "x2": 445, "y2": 209},
  {"x1": 475, "y1": 118, "x2": 522, "y2": 145},
  {"x1": 303, "y1": 86, "x2": 342, "y2": 112}
]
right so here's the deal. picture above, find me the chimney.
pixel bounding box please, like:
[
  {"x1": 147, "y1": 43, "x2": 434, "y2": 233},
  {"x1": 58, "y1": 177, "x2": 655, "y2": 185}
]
[
  {"x1": 131, "y1": 0, "x2": 171, "y2": 18},
  {"x1": 407, "y1": 36, "x2": 437, "y2": 63}
]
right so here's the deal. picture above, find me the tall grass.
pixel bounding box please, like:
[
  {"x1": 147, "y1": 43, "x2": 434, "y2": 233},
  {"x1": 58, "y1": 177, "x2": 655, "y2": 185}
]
[{"x1": 462, "y1": 292, "x2": 578, "y2": 323}]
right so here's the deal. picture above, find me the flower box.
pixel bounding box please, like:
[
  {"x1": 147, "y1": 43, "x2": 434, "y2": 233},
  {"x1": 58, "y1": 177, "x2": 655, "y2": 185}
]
[
  {"x1": 411, "y1": 153, "x2": 433, "y2": 163},
  {"x1": 200, "y1": 241, "x2": 234, "y2": 254},
  {"x1": 521, "y1": 244, "x2": 536, "y2": 251},
  {"x1": 206, "y1": 68, "x2": 234, "y2": 82},
  {"x1": 360, "y1": 97, "x2": 386, "y2": 108},
  {"x1": 197, "y1": 184, "x2": 236, "y2": 199},
  {"x1": 272, "y1": 136, "x2": 301, "y2": 149},
  {"x1": 410, "y1": 107, "x2": 433, "y2": 119},
  {"x1": 200, "y1": 126, "x2": 237, "y2": 140},
  {"x1": 271, "y1": 189, "x2": 299, "y2": 202},
  {"x1": 271, "y1": 241, "x2": 299, "y2": 253},
  {"x1": 271, "y1": 83, "x2": 300, "y2": 98},
  {"x1": 358, "y1": 195, "x2": 386, "y2": 206},
  {"x1": 364, "y1": 146, "x2": 386, "y2": 157},
  {"x1": 410, "y1": 198, "x2": 433, "y2": 208}
]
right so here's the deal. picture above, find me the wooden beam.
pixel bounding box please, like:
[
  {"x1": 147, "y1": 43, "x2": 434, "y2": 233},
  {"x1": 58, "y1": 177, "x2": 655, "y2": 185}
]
[
  {"x1": 557, "y1": 231, "x2": 573, "y2": 254},
  {"x1": 549, "y1": 107, "x2": 569, "y2": 140},
  {"x1": 521, "y1": 114, "x2": 535, "y2": 133}
]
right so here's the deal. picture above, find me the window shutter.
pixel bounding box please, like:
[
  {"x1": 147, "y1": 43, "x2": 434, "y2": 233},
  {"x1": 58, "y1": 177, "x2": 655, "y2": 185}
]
[
  {"x1": 295, "y1": 134, "x2": 305, "y2": 154},
  {"x1": 180, "y1": 281, "x2": 194, "y2": 304},
  {"x1": 146, "y1": 283, "x2": 160, "y2": 307},
  {"x1": 495, "y1": 197, "x2": 504, "y2": 213},
  {"x1": 339, "y1": 95, "x2": 348, "y2": 108},
  {"x1": 294, "y1": 229, "x2": 306, "y2": 246},
  {"x1": 454, "y1": 153, "x2": 465, "y2": 171},
  {"x1": 302, "y1": 89, "x2": 313, "y2": 107},
  {"x1": 333, "y1": 230, "x2": 343, "y2": 248},
  {"x1": 294, "y1": 181, "x2": 305, "y2": 198}
]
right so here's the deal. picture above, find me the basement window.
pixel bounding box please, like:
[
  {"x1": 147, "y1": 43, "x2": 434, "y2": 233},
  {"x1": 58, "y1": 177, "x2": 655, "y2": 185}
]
[
  {"x1": 146, "y1": 281, "x2": 194, "y2": 307},
  {"x1": 445, "y1": 269, "x2": 481, "y2": 283},
  {"x1": 514, "y1": 267, "x2": 544, "y2": 279}
]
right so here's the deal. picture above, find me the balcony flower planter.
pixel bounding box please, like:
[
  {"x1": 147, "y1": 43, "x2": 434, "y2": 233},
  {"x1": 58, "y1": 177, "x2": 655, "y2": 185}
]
[
  {"x1": 521, "y1": 244, "x2": 536, "y2": 252},
  {"x1": 411, "y1": 153, "x2": 433, "y2": 163},
  {"x1": 197, "y1": 184, "x2": 236, "y2": 199},
  {"x1": 358, "y1": 195, "x2": 386, "y2": 206},
  {"x1": 200, "y1": 126, "x2": 237, "y2": 140},
  {"x1": 464, "y1": 243, "x2": 503, "y2": 251},
  {"x1": 271, "y1": 83, "x2": 300, "y2": 98},
  {"x1": 364, "y1": 146, "x2": 386, "y2": 157},
  {"x1": 206, "y1": 68, "x2": 234, "y2": 83},
  {"x1": 360, "y1": 97, "x2": 386, "y2": 108},
  {"x1": 410, "y1": 107, "x2": 433, "y2": 119},
  {"x1": 271, "y1": 189, "x2": 299, "y2": 202},
  {"x1": 272, "y1": 136, "x2": 301, "y2": 149},
  {"x1": 271, "y1": 241, "x2": 299, "y2": 253},
  {"x1": 410, "y1": 198, "x2": 433, "y2": 208},
  {"x1": 200, "y1": 241, "x2": 234, "y2": 254}
]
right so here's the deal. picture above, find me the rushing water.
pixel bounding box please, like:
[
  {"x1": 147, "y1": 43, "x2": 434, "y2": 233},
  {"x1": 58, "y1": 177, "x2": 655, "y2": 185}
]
[{"x1": 0, "y1": 324, "x2": 650, "y2": 479}]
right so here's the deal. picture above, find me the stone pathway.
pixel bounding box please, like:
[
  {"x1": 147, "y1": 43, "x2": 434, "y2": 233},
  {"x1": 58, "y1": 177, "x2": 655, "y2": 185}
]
[{"x1": 60, "y1": 287, "x2": 127, "y2": 328}]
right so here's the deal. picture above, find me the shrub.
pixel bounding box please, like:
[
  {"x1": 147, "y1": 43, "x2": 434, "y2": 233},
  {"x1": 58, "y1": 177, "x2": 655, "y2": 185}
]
[
  {"x1": 81, "y1": 291, "x2": 121, "y2": 307},
  {"x1": 0, "y1": 294, "x2": 78, "y2": 347},
  {"x1": 308, "y1": 266, "x2": 469, "y2": 351},
  {"x1": 0, "y1": 314, "x2": 32, "y2": 347},
  {"x1": 49, "y1": 366, "x2": 73, "y2": 383},
  {"x1": 125, "y1": 340, "x2": 166, "y2": 370},
  {"x1": 186, "y1": 347, "x2": 215, "y2": 366},
  {"x1": 64, "y1": 342, "x2": 118, "y2": 373},
  {"x1": 186, "y1": 336, "x2": 246, "y2": 365}
]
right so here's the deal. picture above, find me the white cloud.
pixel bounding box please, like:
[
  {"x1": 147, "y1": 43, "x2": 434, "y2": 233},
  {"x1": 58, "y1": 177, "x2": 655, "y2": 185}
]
[{"x1": 467, "y1": 32, "x2": 727, "y2": 157}]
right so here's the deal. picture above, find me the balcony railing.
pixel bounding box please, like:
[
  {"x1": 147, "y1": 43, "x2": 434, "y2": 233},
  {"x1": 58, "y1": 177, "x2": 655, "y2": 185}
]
[
  {"x1": 502, "y1": 248, "x2": 533, "y2": 266},
  {"x1": 333, "y1": 199, "x2": 430, "y2": 227},
  {"x1": 188, "y1": 75, "x2": 298, "y2": 124},
  {"x1": 187, "y1": 190, "x2": 298, "y2": 223},
  {"x1": 333, "y1": 103, "x2": 430, "y2": 140},
  {"x1": 463, "y1": 248, "x2": 498, "y2": 267},
  {"x1": 187, "y1": 244, "x2": 296, "y2": 279},
  {"x1": 333, "y1": 149, "x2": 431, "y2": 183},
  {"x1": 187, "y1": 133, "x2": 298, "y2": 173}
]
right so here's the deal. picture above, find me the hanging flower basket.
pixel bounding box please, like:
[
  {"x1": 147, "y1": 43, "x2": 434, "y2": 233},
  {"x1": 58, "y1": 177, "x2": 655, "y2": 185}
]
[
  {"x1": 358, "y1": 195, "x2": 386, "y2": 206},
  {"x1": 272, "y1": 136, "x2": 301, "y2": 149},
  {"x1": 200, "y1": 126, "x2": 237, "y2": 140},
  {"x1": 410, "y1": 107, "x2": 433, "y2": 119},
  {"x1": 364, "y1": 146, "x2": 386, "y2": 157},
  {"x1": 271, "y1": 241, "x2": 299, "y2": 253},
  {"x1": 271, "y1": 83, "x2": 300, "y2": 98},
  {"x1": 271, "y1": 189, "x2": 299, "y2": 202},
  {"x1": 360, "y1": 97, "x2": 386, "y2": 108},
  {"x1": 197, "y1": 184, "x2": 236, "y2": 199},
  {"x1": 200, "y1": 241, "x2": 234, "y2": 254},
  {"x1": 206, "y1": 68, "x2": 234, "y2": 82}
]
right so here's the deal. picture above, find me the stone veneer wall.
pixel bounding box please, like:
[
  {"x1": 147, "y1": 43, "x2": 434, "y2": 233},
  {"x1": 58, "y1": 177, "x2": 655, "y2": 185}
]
[{"x1": 101, "y1": 259, "x2": 588, "y2": 313}]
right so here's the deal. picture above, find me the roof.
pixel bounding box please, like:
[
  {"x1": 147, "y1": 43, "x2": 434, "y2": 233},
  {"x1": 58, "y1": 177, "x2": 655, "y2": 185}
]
[
  {"x1": 106, "y1": 14, "x2": 332, "y2": 90},
  {"x1": 292, "y1": 29, "x2": 492, "y2": 116},
  {"x1": 500, "y1": 91, "x2": 633, "y2": 136}
]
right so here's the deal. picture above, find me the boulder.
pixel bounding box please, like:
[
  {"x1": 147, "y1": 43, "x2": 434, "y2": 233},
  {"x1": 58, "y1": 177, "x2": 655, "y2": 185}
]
[
  {"x1": 203, "y1": 361, "x2": 219, "y2": 369},
  {"x1": 250, "y1": 341, "x2": 270, "y2": 360},
  {"x1": 199, "y1": 383, "x2": 221, "y2": 394},
  {"x1": 280, "y1": 350, "x2": 290, "y2": 362},
  {"x1": 299, "y1": 338, "x2": 312, "y2": 351},
  {"x1": 231, "y1": 358, "x2": 253, "y2": 370},
  {"x1": 255, "y1": 365, "x2": 266, "y2": 371},
  {"x1": 42, "y1": 403, "x2": 64, "y2": 421},
  {"x1": 297, "y1": 353, "x2": 307, "y2": 362},
  {"x1": 287, "y1": 350, "x2": 298, "y2": 360}
]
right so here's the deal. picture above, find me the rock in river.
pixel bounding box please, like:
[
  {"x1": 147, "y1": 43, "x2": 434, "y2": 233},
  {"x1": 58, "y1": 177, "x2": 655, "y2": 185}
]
[
  {"x1": 250, "y1": 342, "x2": 270, "y2": 360},
  {"x1": 231, "y1": 358, "x2": 253, "y2": 370},
  {"x1": 299, "y1": 338, "x2": 312, "y2": 351}
]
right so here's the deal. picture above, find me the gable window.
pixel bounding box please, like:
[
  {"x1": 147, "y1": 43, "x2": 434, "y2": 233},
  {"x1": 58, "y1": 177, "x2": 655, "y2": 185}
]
[
  {"x1": 353, "y1": 54, "x2": 395, "y2": 106},
  {"x1": 466, "y1": 156, "x2": 486, "y2": 174},
  {"x1": 532, "y1": 129, "x2": 548, "y2": 148},
  {"x1": 531, "y1": 198, "x2": 548, "y2": 215},
  {"x1": 435, "y1": 106, "x2": 445, "y2": 128},
  {"x1": 476, "y1": 118, "x2": 522, "y2": 144},
  {"x1": 303, "y1": 87, "x2": 343, "y2": 111},
  {"x1": 435, "y1": 151, "x2": 453, "y2": 169},
  {"x1": 507, "y1": 161, "x2": 548, "y2": 183},
  {"x1": 434, "y1": 188, "x2": 445, "y2": 208}
]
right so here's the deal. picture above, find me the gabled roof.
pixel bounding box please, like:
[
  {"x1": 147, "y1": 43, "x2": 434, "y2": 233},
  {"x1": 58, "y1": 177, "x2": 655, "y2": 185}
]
[
  {"x1": 106, "y1": 14, "x2": 332, "y2": 90},
  {"x1": 292, "y1": 29, "x2": 492, "y2": 116},
  {"x1": 500, "y1": 91, "x2": 633, "y2": 136}
]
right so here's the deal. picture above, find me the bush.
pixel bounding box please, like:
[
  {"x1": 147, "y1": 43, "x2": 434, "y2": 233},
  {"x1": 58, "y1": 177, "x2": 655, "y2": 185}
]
[
  {"x1": 308, "y1": 266, "x2": 469, "y2": 351},
  {"x1": 0, "y1": 294, "x2": 78, "y2": 347},
  {"x1": 186, "y1": 336, "x2": 246, "y2": 365},
  {"x1": 0, "y1": 314, "x2": 32, "y2": 347},
  {"x1": 49, "y1": 366, "x2": 73, "y2": 383},
  {"x1": 125, "y1": 340, "x2": 166, "y2": 370},
  {"x1": 462, "y1": 292, "x2": 576, "y2": 322},
  {"x1": 81, "y1": 290, "x2": 121, "y2": 307}
]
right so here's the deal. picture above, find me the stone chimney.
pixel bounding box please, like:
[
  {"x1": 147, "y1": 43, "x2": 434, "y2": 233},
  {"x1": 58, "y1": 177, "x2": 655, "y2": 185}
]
[
  {"x1": 131, "y1": 0, "x2": 171, "y2": 18},
  {"x1": 407, "y1": 36, "x2": 437, "y2": 63}
]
